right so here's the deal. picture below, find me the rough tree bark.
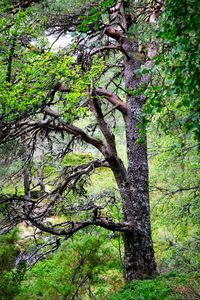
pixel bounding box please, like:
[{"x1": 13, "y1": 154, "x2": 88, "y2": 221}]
[
  {"x1": 123, "y1": 39, "x2": 157, "y2": 281},
  {"x1": 99, "y1": 38, "x2": 157, "y2": 280},
  {"x1": 100, "y1": 2, "x2": 158, "y2": 281}
]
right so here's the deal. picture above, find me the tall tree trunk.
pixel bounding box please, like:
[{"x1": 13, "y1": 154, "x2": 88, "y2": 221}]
[
  {"x1": 108, "y1": 142, "x2": 157, "y2": 281},
  {"x1": 101, "y1": 0, "x2": 158, "y2": 282},
  {"x1": 121, "y1": 38, "x2": 157, "y2": 281}
]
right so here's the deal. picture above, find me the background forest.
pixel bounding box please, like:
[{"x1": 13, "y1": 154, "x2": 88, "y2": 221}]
[{"x1": 0, "y1": 0, "x2": 200, "y2": 299}]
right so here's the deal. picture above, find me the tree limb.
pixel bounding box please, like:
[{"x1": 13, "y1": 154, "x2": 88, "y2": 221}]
[
  {"x1": 16, "y1": 119, "x2": 106, "y2": 154},
  {"x1": 104, "y1": 27, "x2": 123, "y2": 41},
  {"x1": 90, "y1": 97, "x2": 118, "y2": 157},
  {"x1": 95, "y1": 87, "x2": 127, "y2": 115},
  {"x1": 27, "y1": 216, "x2": 132, "y2": 239},
  {"x1": 52, "y1": 159, "x2": 109, "y2": 196},
  {"x1": 90, "y1": 45, "x2": 121, "y2": 56}
]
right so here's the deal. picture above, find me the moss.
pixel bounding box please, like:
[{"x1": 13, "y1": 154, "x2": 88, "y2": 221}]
[
  {"x1": 89, "y1": 167, "x2": 116, "y2": 193},
  {"x1": 109, "y1": 272, "x2": 200, "y2": 300},
  {"x1": 61, "y1": 152, "x2": 93, "y2": 167}
]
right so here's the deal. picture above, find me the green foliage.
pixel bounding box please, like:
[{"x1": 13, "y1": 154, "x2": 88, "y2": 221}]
[
  {"x1": 0, "y1": 229, "x2": 19, "y2": 272},
  {"x1": 0, "y1": 49, "x2": 84, "y2": 123},
  {"x1": 0, "y1": 229, "x2": 26, "y2": 300},
  {"x1": 46, "y1": 0, "x2": 95, "y2": 13},
  {"x1": 16, "y1": 233, "x2": 123, "y2": 300},
  {"x1": 0, "y1": 4, "x2": 105, "y2": 125},
  {"x1": 143, "y1": 0, "x2": 200, "y2": 144},
  {"x1": 148, "y1": 128, "x2": 200, "y2": 272},
  {"x1": 109, "y1": 272, "x2": 200, "y2": 300},
  {"x1": 77, "y1": 0, "x2": 116, "y2": 32}
]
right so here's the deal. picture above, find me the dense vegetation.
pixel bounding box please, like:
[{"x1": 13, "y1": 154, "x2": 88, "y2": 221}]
[{"x1": 0, "y1": 0, "x2": 199, "y2": 299}]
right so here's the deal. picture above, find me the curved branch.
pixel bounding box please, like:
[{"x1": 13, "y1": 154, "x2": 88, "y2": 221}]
[
  {"x1": 56, "y1": 83, "x2": 127, "y2": 115},
  {"x1": 90, "y1": 98, "x2": 118, "y2": 156},
  {"x1": 27, "y1": 216, "x2": 132, "y2": 239},
  {"x1": 90, "y1": 45, "x2": 120, "y2": 56},
  {"x1": 95, "y1": 87, "x2": 127, "y2": 115},
  {"x1": 104, "y1": 27, "x2": 123, "y2": 41},
  {"x1": 18, "y1": 119, "x2": 106, "y2": 154},
  {"x1": 52, "y1": 159, "x2": 109, "y2": 196}
]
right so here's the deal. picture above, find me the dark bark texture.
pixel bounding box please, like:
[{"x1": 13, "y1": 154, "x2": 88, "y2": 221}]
[{"x1": 121, "y1": 38, "x2": 157, "y2": 281}]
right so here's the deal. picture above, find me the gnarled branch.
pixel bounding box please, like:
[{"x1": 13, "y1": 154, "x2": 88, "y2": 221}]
[
  {"x1": 95, "y1": 87, "x2": 127, "y2": 115},
  {"x1": 27, "y1": 215, "x2": 132, "y2": 239}
]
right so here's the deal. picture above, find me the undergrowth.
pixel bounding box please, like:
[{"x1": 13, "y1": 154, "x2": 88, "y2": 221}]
[{"x1": 109, "y1": 271, "x2": 200, "y2": 300}]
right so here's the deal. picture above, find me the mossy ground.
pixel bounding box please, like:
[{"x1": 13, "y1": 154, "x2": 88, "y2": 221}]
[{"x1": 109, "y1": 272, "x2": 200, "y2": 300}]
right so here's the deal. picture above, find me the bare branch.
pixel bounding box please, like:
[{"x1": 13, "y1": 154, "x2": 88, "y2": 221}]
[
  {"x1": 90, "y1": 98, "x2": 118, "y2": 157},
  {"x1": 95, "y1": 87, "x2": 127, "y2": 115},
  {"x1": 90, "y1": 45, "x2": 121, "y2": 56},
  {"x1": 14, "y1": 119, "x2": 106, "y2": 154},
  {"x1": 52, "y1": 159, "x2": 109, "y2": 196},
  {"x1": 104, "y1": 27, "x2": 123, "y2": 41},
  {"x1": 27, "y1": 215, "x2": 132, "y2": 239},
  {"x1": 55, "y1": 82, "x2": 127, "y2": 115},
  {"x1": 151, "y1": 185, "x2": 200, "y2": 195}
]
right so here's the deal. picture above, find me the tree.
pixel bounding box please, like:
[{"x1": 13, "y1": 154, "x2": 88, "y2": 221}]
[
  {"x1": 0, "y1": 0, "x2": 163, "y2": 282},
  {"x1": 144, "y1": 0, "x2": 200, "y2": 145}
]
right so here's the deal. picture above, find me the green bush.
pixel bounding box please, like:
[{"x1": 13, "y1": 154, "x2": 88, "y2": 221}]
[
  {"x1": 0, "y1": 229, "x2": 26, "y2": 300},
  {"x1": 109, "y1": 272, "x2": 200, "y2": 300},
  {"x1": 16, "y1": 232, "x2": 123, "y2": 300}
]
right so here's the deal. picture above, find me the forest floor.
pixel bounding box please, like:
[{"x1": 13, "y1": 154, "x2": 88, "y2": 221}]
[{"x1": 109, "y1": 271, "x2": 200, "y2": 300}]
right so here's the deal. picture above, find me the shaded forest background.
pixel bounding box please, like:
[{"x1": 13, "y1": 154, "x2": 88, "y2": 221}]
[{"x1": 0, "y1": 0, "x2": 199, "y2": 299}]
